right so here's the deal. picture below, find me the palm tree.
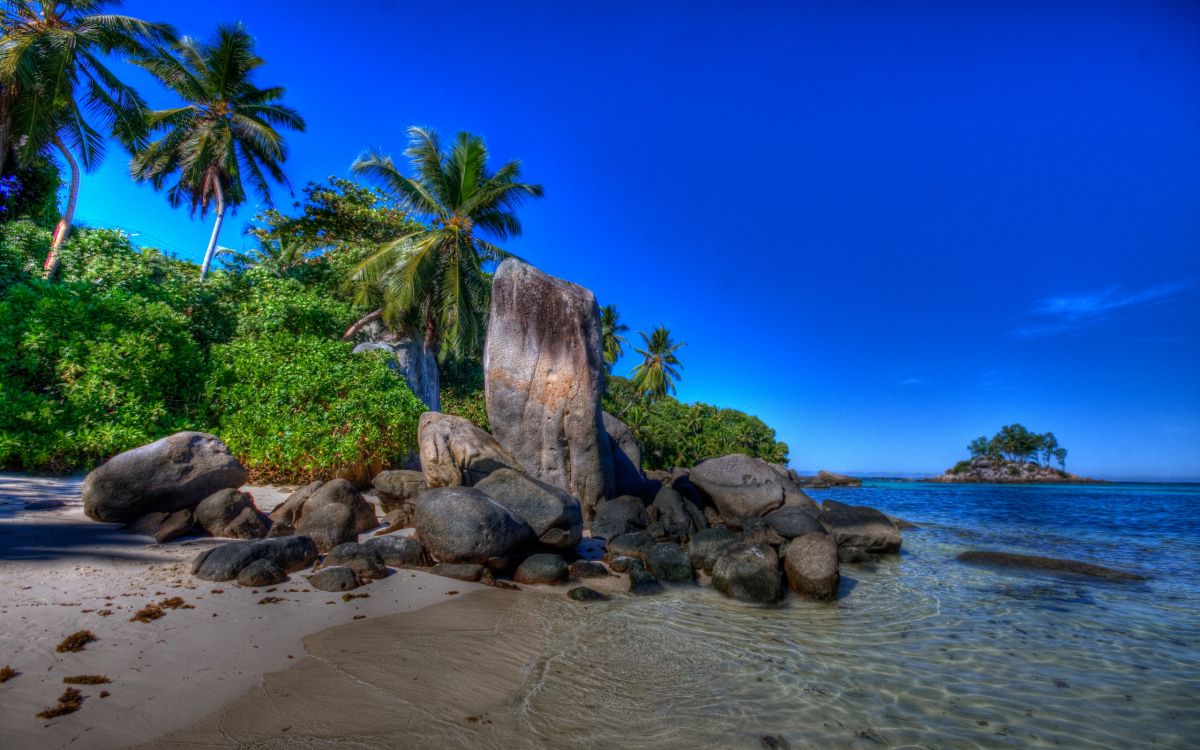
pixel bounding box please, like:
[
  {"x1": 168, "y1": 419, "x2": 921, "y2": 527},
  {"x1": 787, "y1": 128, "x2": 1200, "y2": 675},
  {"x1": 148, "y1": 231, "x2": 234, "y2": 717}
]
[
  {"x1": 344, "y1": 126, "x2": 543, "y2": 363},
  {"x1": 630, "y1": 325, "x2": 684, "y2": 404},
  {"x1": 600, "y1": 303, "x2": 629, "y2": 373},
  {"x1": 129, "y1": 23, "x2": 305, "y2": 281},
  {"x1": 0, "y1": 0, "x2": 175, "y2": 277}
]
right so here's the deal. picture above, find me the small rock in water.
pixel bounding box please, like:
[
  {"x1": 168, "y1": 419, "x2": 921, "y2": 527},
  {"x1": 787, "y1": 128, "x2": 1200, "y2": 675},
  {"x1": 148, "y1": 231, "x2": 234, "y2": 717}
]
[
  {"x1": 956, "y1": 550, "x2": 1145, "y2": 581},
  {"x1": 627, "y1": 560, "x2": 665, "y2": 596},
  {"x1": 567, "y1": 586, "x2": 610, "y2": 602},
  {"x1": 712, "y1": 544, "x2": 782, "y2": 605}
]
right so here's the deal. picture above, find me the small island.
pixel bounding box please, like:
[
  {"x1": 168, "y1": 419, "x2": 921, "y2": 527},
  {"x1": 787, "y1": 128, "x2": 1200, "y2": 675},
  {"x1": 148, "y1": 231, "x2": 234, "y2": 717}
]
[{"x1": 928, "y1": 424, "x2": 1100, "y2": 483}]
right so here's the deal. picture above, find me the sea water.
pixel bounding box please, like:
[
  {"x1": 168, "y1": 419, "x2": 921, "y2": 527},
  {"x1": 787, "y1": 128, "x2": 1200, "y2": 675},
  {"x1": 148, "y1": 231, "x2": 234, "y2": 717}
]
[{"x1": 498, "y1": 482, "x2": 1200, "y2": 749}]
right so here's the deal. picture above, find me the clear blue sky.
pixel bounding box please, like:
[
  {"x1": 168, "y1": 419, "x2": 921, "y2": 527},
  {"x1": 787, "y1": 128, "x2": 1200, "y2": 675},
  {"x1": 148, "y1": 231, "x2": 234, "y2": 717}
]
[{"x1": 74, "y1": 0, "x2": 1200, "y2": 480}]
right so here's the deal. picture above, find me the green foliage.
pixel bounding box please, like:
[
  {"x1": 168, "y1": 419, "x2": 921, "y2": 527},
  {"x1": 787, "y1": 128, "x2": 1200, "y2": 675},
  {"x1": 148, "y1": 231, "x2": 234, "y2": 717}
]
[
  {"x1": 205, "y1": 334, "x2": 424, "y2": 483},
  {"x1": 0, "y1": 280, "x2": 203, "y2": 471},
  {"x1": 966, "y1": 424, "x2": 1067, "y2": 469},
  {"x1": 0, "y1": 219, "x2": 50, "y2": 288},
  {"x1": 440, "y1": 358, "x2": 489, "y2": 431},
  {"x1": 629, "y1": 325, "x2": 684, "y2": 403},
  {"x1": 600, "y1": 303, "x2": 629, "y2": 373},
  {"x1": 0, "y1": 157, "x2": 61, "y2": 227},
  {"x1": 604, "y1": 376, "x2": 788, "y2": 470},
  {"x1": 233, "y1": 268, "x2": 357, "y2": 340}
]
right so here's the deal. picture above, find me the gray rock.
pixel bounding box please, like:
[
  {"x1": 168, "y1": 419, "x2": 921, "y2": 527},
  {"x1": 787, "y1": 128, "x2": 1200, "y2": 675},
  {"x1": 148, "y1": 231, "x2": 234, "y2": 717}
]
[
  {"x1": 473, "y1": 468, "x2": 583, "y2": 552},
  {"x1": 295, "y1": 503, "x2": 357, "y2": 553},
  {"x1": 567, "y1": 586, "x2": 610, "y2": 602},
  {"x1": 417, "y1": 412, "x2": 522, "y2": 488},
  {"x1": 643, "y1": 542, "x2": 694, "y2": 582},
  {"x1": 83, "y1": 432, "x2": 247, "y2": 523},
  {"x1": 484, "y1": 259, "x2": 614, "y2": 520},
  {"x1": 711, "y1": 544, "x2": 783, "y2": 605},
  {"x1": 363, "y1": 534, "x2": 427, "y2": 568},
  {"x1": 323, "y1": 542, "x2": 388, "y2": 581},
  {"x1": 569, "y1": 560, "x2": 610, "y2": 579},
  {"x1": 430, "y1": 562, "x2": 486, "y2": 582},
  {"x1": 688, "y1": 454, "x2": 788, "y2": 524},
  {"x1": 194, "y1": 489, "x2": 268, "y2": 539},
  {"x1": 626, "y1": 560, "x2": 665, "y2": 596},
  {"x1": 268, "y1": 481, "x2": 323, "y2": 526},
  {"x1": 608, "y1": 555, "x2": 638, "y2": 573},
  {"x1": 765, "y1": 506, "x2": 824, "y2": 538},
  {"x1": 192, "y1": 536, "x2": 319, "y2": 581},
  {"x1": 955, "y1": 550, "x2": 1146, "y2": 581},
  {"x1": 123, "y1": 510, "x2": 196, "y2": 543},
  {"x1": 371, "y1": 470, "x2": 425, "y2": 514},
  {"x1": 592, "y1": 495, "x2": 649, "y2": 541},
  {"x1": 414, "y1": 486, "x2": 534, "y2": 564},
  {"x1": 236, "y1": 559, "x2": 287, "y2": 587},
  {"x1": 605, "y1": 411, "x2": 656, "y2": 499},
  {"x1": 304, "y1": 479, "x2": 377, "y2": 534},
  {"x1": 308, "y1": 566, "x2": 361, "y2": 592},
  {"x1": 649, "y1": 485, "x2": 706, "y2": 542},
  {"x1": 605, "y1": 530, "x2": 655, "y2": 561},
  {"x1": 784, "y1": 532, "x2": 839, "y2": 600},
  {"x1": 838, "y1": 546, "x2": 875, "y2": 563},
  {"x1": 819, "y1": 500, "x2": 902, "y2": 553},
  {"x1": 686, "y1": 526, "x2": 738, "y2": 573},
  {"x1": 513, "y1": 553, "x2": 570, "y2": 585},
  {"x1": 741, "y1": 517, "x2": 787, "y2": 550},
  {"x1": 266, "y1": 520, "x2": 295, "y2": 538}
]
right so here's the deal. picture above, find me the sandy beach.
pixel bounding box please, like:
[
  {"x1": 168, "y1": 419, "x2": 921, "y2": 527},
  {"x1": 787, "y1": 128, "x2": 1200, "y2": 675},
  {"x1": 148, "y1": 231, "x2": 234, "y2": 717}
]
[{"x1": 0, "y1": 472, "x2": 481, "y2": 750}]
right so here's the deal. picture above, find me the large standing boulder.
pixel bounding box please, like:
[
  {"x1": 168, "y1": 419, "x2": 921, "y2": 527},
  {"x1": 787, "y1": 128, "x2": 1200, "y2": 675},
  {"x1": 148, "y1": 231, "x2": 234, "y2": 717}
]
[
  {"x1": 414, "y1": 486, "x2": 534, "y2": 564},
  {"x1": 605, "y1": 412, "x2": 656, "y2": 500},
  {"x1": 784, "y1": 532, "x2": 840, "y2": 600},
  {"x1": 819, "y1": 500, "x2": 902, "y2": 553},
  {"x1": 711, "y1": 544, "x2": 783, "y2": 605},
  {"x1": 193, "y1": 489, "x2": 268, "y2": 539},
  {"x1": 418, "y1": 412, "x2": 521, "y2": 488},
  {"x1": 688, "y1": 454, "x2": 788, "y2": 524},
  {"x1": 473, "y1": 468, "x2": 583, "y2": 551},
  {"x1": 484, "y1": 259, "x2": 614, "y2": 520},
  {"x1": 83, "y1": 432, "x2": 247, "y2": 523}
]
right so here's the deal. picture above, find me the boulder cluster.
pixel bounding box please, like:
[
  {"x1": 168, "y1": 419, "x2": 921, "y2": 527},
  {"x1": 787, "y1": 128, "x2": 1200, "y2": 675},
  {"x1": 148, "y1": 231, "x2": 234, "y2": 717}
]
[{"x1": 80, "y1": 260, "x2": 904, "y2": 604}]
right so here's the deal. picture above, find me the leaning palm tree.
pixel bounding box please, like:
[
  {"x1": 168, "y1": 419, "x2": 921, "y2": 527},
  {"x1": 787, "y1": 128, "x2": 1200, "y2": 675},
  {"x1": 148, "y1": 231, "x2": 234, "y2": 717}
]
[
  {"x1": 344, "y1": 126, "x2": 544, "y2": 363},
  {"x1": 129, "y1": 23, "x2": 305, "y2": 281},
  {"x1": 600, "y1": 303, "x2": 629, "y2": 373},
  {"x1": 630, "y1": 325, "x2": 684, "y2": 404},
  {"x1": 0, "y1": 0, "x2": 175, "y2": 277}
]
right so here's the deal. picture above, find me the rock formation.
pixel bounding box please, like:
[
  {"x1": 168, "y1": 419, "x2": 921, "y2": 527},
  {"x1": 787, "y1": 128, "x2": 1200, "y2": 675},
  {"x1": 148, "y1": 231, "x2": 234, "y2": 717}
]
[
  {"x1": 417, "y1": 412, "x2": 522, "y2": 488},
  {"x1": 484, "y1": 259, "x2": 613, "y2": 518}
]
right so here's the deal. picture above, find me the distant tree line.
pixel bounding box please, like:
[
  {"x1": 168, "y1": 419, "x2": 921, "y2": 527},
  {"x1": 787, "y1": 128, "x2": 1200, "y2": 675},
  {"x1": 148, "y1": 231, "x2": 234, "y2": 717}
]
[{"x1": 967, "y1": 424, "x2": 1067, "y2": 469}]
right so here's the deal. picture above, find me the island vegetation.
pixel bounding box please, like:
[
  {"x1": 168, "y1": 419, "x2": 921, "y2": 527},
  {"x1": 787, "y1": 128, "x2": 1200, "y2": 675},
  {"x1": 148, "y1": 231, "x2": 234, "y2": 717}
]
[
  {"x1": 932, "y1": 424, "x2": 1095, "y2": 483},
  {"x1": 0, "y1": 1, "x2": 787, "y2": 480}
]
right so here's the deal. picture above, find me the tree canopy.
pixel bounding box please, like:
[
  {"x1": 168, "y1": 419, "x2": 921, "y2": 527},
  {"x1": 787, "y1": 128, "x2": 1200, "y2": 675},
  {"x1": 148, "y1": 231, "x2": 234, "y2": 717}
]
[{"x1": 966, "y1": 424, "x2": 1067, "y2": 469}]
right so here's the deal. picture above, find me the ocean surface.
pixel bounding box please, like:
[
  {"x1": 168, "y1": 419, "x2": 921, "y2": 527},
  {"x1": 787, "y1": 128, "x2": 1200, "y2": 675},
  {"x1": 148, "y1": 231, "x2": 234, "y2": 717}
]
[{"x1": 489, "y1": 481, "x2": 1200, "y2": 749}]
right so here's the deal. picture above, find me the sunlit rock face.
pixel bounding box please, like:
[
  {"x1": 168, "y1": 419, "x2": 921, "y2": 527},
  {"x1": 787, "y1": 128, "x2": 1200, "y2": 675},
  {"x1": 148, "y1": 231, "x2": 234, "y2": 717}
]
[{"x1": 484, "y1": 259, "x2": 613, "y2": 519}]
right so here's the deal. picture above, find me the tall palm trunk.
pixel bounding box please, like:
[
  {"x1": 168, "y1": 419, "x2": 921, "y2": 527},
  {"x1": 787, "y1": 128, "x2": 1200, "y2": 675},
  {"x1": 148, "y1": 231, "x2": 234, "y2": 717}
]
[
  {"x1": 199, "y1": 179, "x2": 226, "y2": 282},
  {"x1": 42, "y1": 135, "x2": 79, "y2": 280}
]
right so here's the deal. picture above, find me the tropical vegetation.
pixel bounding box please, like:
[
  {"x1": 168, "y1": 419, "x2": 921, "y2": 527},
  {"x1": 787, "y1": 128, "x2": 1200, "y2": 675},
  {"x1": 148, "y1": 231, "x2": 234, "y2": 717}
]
[{"x1": 956, "y1": 424, "x2": 1068, "y2": 471}]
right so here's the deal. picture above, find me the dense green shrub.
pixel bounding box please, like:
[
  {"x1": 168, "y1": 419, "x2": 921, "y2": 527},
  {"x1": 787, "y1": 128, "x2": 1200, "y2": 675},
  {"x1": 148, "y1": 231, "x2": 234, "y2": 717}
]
[
  {"x1": 0, "y1": 220, "x2": 50, "y2": 289},
  {"x1": 0, "y1": 281, "x2": 204, "y2": 470},
  {"x1": 205, "y1": 334, "x2": 424, "y2": 483},
  {"x1": 0, "y1": 157, "x2": 61, "y2": 228},
  {"x1": 233, "y1": 268, "x2": 356, "y2": 340},
  {"x1": 439, "y1": 359, "x2": 489, "y2": 430}
]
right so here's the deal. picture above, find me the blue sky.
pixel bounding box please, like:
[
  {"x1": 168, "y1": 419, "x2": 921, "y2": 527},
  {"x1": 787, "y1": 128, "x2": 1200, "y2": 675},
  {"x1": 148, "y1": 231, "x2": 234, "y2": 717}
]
[{"x1": 73, "y1": 0, "x2": 1200, "y2": 480}]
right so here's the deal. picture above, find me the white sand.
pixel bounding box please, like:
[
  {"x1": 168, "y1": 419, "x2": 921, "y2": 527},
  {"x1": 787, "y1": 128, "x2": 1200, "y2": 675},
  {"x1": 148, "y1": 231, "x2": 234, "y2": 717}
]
[{"x1": 0, "y1": 472, "x2": 481, "y2": 750}]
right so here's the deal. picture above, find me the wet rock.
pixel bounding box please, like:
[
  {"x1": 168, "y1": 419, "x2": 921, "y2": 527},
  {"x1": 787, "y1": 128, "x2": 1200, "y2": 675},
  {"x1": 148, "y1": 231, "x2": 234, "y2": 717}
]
[
  {"x1": 363, "y1": 534, "x2": 427, "y2": 568},
  {"x1": 819, "y1": 500, "x2": 902, "y2": 553},
  {"x1": 418, "y1": 412, "x2": 521, "y2": 488},
  {"x1": 712, "y1": 544, "x2": 782, "y2": 605},
  {"x1": 414, "y1": 486, "x2": 534, "y2": 564},
  {"x1": 837, "y1": 546, "x2": 876, "y2": 564},
  {"x1": 569, "y1": 560, "x2": 611, "y2": 579},
  {"x1": 784, "y1": 532, "x2": 839, "y2": 600},
  {"x1": 605, "y1": 530, "x2": 655, "y2": 561},
  {"x1": 194, "y1": 489, "x2": 268, "y2": 539},
  {"x1": 513, "y1": 553, "x2": 570, "y2": 585},
  {"x1": 626, "y1": 560, "x2": 665, "y2": 596},
  {"x1": 323, "y1": 542, "x2": 388, "y2": 581},
  {"x1": 608, "y1": 555, "x2": 638, "y2": 573},
  {"x1": 430, "y1": 563, "x2": 486, "y2": 582},
  {"x1": 484, "y1": 259, "x2": 613, "y2": 519},
  {"x1": 295, "y1": 503, "x2": 357, "y2": 553},
  {"x1": 371, "y1": 469, "x2": 426, "y2": 515},
  {"x1": 474, "y1": 468, "x2": 583, "y2": 552},
  {"x1": 764, "y1": 506, "x2": 824, "y2": 539},
  {"x1": 567, "y1": 586, "x2": 610, "y2": 602},
  {"x1": 307, "y1": 566, "x2": 361, "y2": 592},
  {"x1": 956, "y1": 551, "x2": 1146, "y2": 581},
  {"x1": 687, "y1": 526, "x2": 738, "y2": 572},
  {"x1": 83, "y1": 432, "x2": 247, "y2": 523},
  {"x1": 192, "y1": 536, "x2": 319, "y2": 581},
  {"x1": 592, "y1": 495, "x2": 650, "y2": 541},
  {"x1": 643, "y1": 542, "x2": 694, "y2": 582},
  {"x1": 236, "y1": 559, "x2": 287, "y2": 587}
]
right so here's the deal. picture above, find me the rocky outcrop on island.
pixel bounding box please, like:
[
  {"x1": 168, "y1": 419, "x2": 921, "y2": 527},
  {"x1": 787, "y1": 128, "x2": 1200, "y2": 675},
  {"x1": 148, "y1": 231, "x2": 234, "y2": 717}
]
[
  {"x1": 484, "y1": 259, "x2": 614, "y2": 519},
  {"x1": 798, "y1": 470, "x2": 862, "y2": 488},
  {"x1": 929, "y1": 457, "x2": 1098, "y2": 484}
]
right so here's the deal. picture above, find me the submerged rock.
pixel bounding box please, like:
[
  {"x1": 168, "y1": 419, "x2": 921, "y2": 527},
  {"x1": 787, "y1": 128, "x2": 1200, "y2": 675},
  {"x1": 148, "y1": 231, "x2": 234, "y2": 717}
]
[
  {"x1": 567, "y1": 586, "x2": 610, "y2": 602},
  {"x1": 626, "y1": 560, "x2": 665, "y2": 596},
  {"x1": 414, "y1": 486, "x2": 534, "y2": 564},
  {"x1": 484, "y1": 259, "x2": 613, "y2": 519},
  {"x1": 711, "y1": 544, "x2": 782, "y2": 605},
  {"x1": 83, "y1": 432, "x2": 247, "y2": 523},
  {"x1": 956, "y1": 551, "x2": 1145, "y2": 581}
]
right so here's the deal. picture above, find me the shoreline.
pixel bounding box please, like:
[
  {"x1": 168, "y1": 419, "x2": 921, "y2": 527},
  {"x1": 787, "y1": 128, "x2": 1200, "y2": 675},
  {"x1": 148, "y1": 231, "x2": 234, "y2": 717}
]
[{"x1": 0, "y1": 472, "x2": 481, "y2": 750}]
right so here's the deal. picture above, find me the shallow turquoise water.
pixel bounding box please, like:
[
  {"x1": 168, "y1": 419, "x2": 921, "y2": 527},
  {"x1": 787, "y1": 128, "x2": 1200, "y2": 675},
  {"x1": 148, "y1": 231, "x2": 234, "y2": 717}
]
[{"x1": 500, "y1": 482, "x2": 1200, "y2": 749}]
